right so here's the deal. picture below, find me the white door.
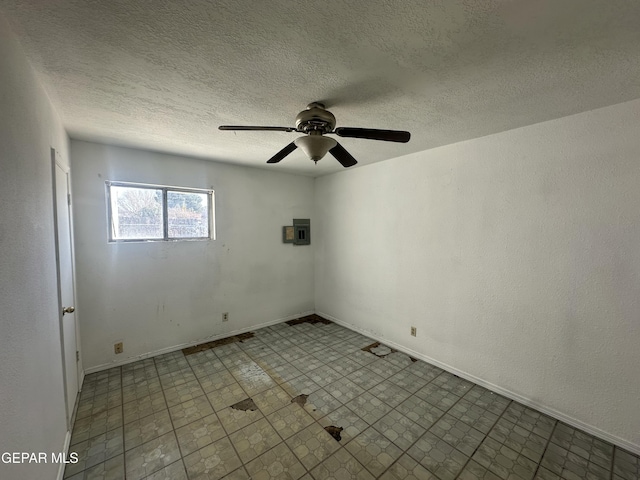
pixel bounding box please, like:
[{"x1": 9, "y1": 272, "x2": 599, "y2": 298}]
[{"x1": 53, "y1": 150, "x2": 79, "y2": 425}]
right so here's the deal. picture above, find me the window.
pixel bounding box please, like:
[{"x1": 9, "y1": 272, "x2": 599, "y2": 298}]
[{"x1": 106, "y1": 181, "x2": 214, "y2": 242}]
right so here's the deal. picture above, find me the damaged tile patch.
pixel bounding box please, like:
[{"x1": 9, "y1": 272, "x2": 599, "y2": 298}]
[
  {"x1": 362, "y1": 342, "x2": 393, "y2": 357},
  {"x1": 285, "y1": 314, "x2": 333, "y2": 326},
  {"x1": 291, "y1": 394, "x2": 309, "y2": 406},
  {"x1": 182, "y1": 332, "x2": 255, "y2": 356},
  {"x1": 370, "y1": 343, "x2": 394, "y2": 357},
  {"x1": 360, "y1": 341, "x2": 419, "y2": 362},
  {"x1": 324, "y1": 426, "x2": 344, "y2": 442},
  {"x1": 230, "y1": 398, "x2": 258, "y2": 412}
]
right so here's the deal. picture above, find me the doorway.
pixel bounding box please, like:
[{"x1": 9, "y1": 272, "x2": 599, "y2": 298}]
[{"x1": 52, "y1": 148, "x2": 80, "y2": 426}]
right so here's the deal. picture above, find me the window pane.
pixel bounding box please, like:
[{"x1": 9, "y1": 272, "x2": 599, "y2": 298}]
[
  {"x1": 167, "y1": 191, "x2": 209, "y2": 238},
  {"x1": 110, "y1": 186, "x2": 163, "y2": 239}
]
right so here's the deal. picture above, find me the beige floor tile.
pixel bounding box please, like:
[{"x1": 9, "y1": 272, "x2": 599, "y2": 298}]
[
  {"x1": 325, "y1": 377, "x2": 366, "y2": 404},
  {"x1": 124, "y1": 409, "x2": 173, "y2": 451},
  {"x1": 344, "y1": 391, "x2": 392, "y2": 425},
  {"x1": 64, "y1": 428, "x2": 123, "y2": 478},
  {"x1": 65, "y1": 453, "x2": 125, "y2": 480},
  {"x1": 163, "y1": 379, "x2": 206, "y2": 407},
  {"x1": 123, "y1": 392, "x2": 167, "y2": 424},
  {"x1": 372, "y1": 409, "x2": 426, "y2": 450},
  {"x1": 199, "y1": 370, "x2": 238, "y2": 393},
  {"x1": 183, "y1": 437, "x2": 242, "y2": 479},
  {"x1": 71, "y1": 407, "x2": 123, "y2": 445},
  {"x1": 191, "y1": 358, "x2": 228, "y2": 379},
  {"x1": 169, "y1": 395, "x2": 214, "y2": 429},
  {"x1": 217, "y1": 404, "x2": 264, "y2": 434},
  {"x1": 345, "y1": 427, "x2": 403, "y2": 477},
  {"x1": 229, "y1": 418, "x2": 282, "y2": 463},
  {"x1": 379, "y1": 453, "x2": 437, "y2": 480},
  {"x1": 206, "y1": 381, "x2": 249, "y2": 412},
  {"x1": 125, "y1": 432, "x2": 181, "y2": 480},
  {"x1": 76, "y1": 390, "x2": 122, "y2": 420},
  {"x1": 144, "y1": 460, "x2": 188, "y2": 480},
  {"x1": 310, "y1": 448, "x2": 375, "y2": 480},
  {"x1": 122, "y1": 378, "x2": 163, "y2": 404},
  {"x1": 231, "y1": 363, "x2": 278, "y2": 396},
  {"x1": 252, "y1": 385, "x2": 292, "y2": 416},
  {"x1": 175, "y1": 413, "x2": 226, "y2": 456},
  {"x1": 285, "y1": 422, "x2": 340, "y2": 470},
  {"x1": 245, "y1": 442, "x2": 306, "y2": 480},
  {"x1": 158, "y1": 367, "x2": 197, "y2": 389},
  {"x1": 220, "y1": 466, "x2": 252, "y2": 479},
  {"x1": 265, "y1": 403, "x2": 314, "y2": 440},
  {"x1": 318, "y1": 405, "x2": 370, "y2": 444},
  {"x1": 280, "y1": 374, "x2": 320, "y2": 397},
  {"x1": 303, "y1": 388, "x2": 342, "y2": 420}
]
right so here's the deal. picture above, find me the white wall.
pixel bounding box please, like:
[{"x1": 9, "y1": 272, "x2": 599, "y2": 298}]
[
  {"x1": 315, "y1": 99, "x2": 640, "y2": 453},
  {"x1": 0, "y1": 14, "x2": 71, "y2": 480},
  {"x1": 71, "y1": 141, "x2": 315, "y2": 371}
]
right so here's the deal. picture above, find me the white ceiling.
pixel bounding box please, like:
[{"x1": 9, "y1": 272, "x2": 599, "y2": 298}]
[{"x1": 3, "y1": 0, "x2": 640, "y2": 176}]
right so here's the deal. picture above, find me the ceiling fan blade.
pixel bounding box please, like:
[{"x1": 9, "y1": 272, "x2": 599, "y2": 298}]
[
  {"x1": 334, "y1": 127, "x2": 411, "y2": 143},
  {"x1": 329, "y1": 142, "x2": 358, "y2": 168},
  {"x1": 219, "y1": 125, "x2": 296, "y2": 132},
  {"x1": 267, "y1": 142, "x2": 298, "y2": 163}
]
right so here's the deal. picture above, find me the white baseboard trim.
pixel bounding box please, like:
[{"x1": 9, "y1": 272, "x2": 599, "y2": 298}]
[
  {"x1": 319, "y1": 311, "x2": 640, "y2": 456},
  {"x1": 56, "y1": 430, "x2": 72, "y2": 480},
  {"x1": 83, "y1": 310, "x2": 315, "y2": 375}
]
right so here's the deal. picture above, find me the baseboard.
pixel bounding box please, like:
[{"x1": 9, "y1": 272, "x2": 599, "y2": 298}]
[
  {"x1": 56, "y1": 430, "x2": 72, "y2": 480},
  {"x1": 83, "y1": 310, "x2": 315, "y2": 375},
  {"x1": 318, "y1": 310, "x2": 640, "y2": 456}
]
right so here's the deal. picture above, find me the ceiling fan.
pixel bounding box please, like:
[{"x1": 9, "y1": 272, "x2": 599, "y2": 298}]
[{"x1": 219, "y1": 102, "x2": 411, "y2": 168}]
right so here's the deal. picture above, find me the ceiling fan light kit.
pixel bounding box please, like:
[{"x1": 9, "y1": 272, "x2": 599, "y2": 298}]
[
  {"x1": 294, "y1": 134, "x2": 337, "y2": 162},
  {"x1": 219, "y1": 102, "x2": 411, "y2": 168}
]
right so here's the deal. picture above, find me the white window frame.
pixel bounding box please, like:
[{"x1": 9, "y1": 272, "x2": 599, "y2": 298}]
[{"x1": 106, "y1": 181, "x2": 215, "y2": 243}]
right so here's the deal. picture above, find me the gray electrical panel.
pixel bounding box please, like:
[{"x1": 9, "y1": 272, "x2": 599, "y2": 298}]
[{"x1": 292, "y1": 218, "x2": 310, "y2": 245}]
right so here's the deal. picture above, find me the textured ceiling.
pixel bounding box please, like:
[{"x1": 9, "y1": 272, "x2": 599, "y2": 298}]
[{"x1": 3, "y1": 0, "x2": 640, "y2": 176}]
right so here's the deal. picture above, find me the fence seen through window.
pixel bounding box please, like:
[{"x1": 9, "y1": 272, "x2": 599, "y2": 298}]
[{"x1": 107, "y1": 182, "x2": 213, "y2": 241}]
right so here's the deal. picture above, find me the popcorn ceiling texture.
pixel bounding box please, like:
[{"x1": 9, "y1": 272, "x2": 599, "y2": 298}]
[{"x1": 3, "y1": 0, "x2": 640, "y2": 175}]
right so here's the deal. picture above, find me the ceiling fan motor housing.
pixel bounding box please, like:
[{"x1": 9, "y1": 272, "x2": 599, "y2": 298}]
[{"x1": 295, "y1": 103, "x2": 336, "y2": 134}]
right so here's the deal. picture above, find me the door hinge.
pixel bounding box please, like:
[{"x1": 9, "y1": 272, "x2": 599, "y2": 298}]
[
  {"x1": 76, "y1": 351, "x2": 79, "y2": 362},
  {"x1": 67, "y1": 193, "x2": 71, "y2": 205}
]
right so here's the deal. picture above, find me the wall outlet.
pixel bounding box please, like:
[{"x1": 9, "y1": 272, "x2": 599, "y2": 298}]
[
  {"x1": 411, "y1": 327, "x2": 417, "y2": 337},
  {"x1": 222, "y1": 312, "x2": 229, "y2": 322},
  {"x1": 114, "y1": 342, "x2": 123, "y2": 354}
]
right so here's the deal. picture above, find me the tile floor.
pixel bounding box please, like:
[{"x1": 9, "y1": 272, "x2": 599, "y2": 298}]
[{"x1": 66, "y1": 320, "x2": 640, "y2": 480}]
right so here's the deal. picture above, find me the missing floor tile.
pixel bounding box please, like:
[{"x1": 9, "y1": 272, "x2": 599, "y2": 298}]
[
  {"x1": 362, "y1": 342, "x2": 397, "y2": 357},
  {"x1": 291, "y1": 394, "x2": 308, "y2": 407},
  {"x1": 230, "y1": 398, "x2": 258, "y2": 412},
  {"x1": 182, "y1": 332, "x2": 255, "y2": 356},
  {"x1": 285, "y1": 314, "x2": 332, "y2": 326},
  {"x1": 324, "y1": 426, "x2": 344, "y2": 442}
]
